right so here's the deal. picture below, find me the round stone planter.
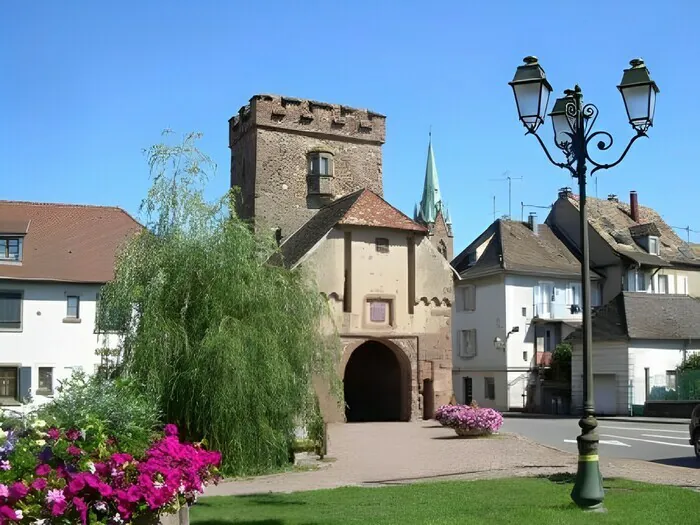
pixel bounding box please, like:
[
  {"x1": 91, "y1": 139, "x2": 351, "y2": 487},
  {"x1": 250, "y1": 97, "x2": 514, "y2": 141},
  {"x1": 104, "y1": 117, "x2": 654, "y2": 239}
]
[
  {"x1": 454, "y1": 427, "x2": 492, "y2": 437},
  {"x1": 134, "y1": 506, "x2": 190, "y2": 525}
]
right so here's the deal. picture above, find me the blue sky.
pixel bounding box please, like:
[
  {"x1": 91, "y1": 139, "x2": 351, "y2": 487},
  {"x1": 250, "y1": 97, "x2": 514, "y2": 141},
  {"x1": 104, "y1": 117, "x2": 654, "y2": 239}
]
[{"x1": 2, "y1": 1, "x2": 698, "y2": 250}]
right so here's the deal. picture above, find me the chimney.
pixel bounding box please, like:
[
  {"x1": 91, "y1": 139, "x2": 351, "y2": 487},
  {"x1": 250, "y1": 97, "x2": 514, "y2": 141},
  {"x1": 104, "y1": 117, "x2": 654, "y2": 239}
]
[
  {"x1": 558, "y1": 187, "x2": 573, "y2": 199},
  {"x1": 528, "y1": 212, "x2": 538, "y2": 235},
  {"x1": 607, "y1": 194, "x2": 618, "y2": 202},
  {"x1": 630, "y1": 191, "x2": 639, "y2": 222}
]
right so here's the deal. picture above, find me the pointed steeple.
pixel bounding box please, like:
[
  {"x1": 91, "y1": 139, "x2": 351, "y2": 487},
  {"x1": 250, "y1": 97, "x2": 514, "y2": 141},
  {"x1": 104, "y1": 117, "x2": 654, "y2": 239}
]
[
  {"x1": 413, "y1": 202, "x2": 419, "y2": 221},
  {"x1": 417, "y1": 135, "x2": 443, "y2": 225}
]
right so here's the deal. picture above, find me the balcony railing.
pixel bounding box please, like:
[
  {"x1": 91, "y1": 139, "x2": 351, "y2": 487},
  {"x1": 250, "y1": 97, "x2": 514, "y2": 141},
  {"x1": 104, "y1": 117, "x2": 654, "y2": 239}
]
[{"x1": 533, "y1": 302, "x2": 582, "y2": 320}]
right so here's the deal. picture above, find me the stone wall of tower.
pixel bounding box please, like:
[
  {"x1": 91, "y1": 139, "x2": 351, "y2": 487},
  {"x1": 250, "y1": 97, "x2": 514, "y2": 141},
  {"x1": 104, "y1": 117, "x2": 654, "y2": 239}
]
[
  {"x1": 430, "y1": 212, "x2": 454, "y2": 262},
  {"x1": 229, "y1": 95, "x2": 386, "y2": 239}
]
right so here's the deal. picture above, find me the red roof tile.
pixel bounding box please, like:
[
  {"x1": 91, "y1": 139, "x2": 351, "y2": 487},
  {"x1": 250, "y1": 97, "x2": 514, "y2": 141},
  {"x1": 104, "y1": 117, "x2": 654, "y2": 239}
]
[
  {"x1": 338, "y1": 190, "x2": 427, "y2": 232},
  {"x1": 0, "y1": 201, "x2": 141, "y2": 283}
]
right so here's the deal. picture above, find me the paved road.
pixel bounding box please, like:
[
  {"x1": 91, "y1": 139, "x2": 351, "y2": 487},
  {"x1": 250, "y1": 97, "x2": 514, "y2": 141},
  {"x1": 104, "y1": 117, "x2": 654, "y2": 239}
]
[{"x1": 503, "y1": 417, "x2": 698, "y2": 469}]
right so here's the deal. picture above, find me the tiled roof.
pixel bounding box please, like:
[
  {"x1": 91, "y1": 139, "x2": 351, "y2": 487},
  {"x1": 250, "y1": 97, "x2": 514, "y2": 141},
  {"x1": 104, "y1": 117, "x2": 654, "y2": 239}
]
[
  {"x1": 0, "y1": 200, "x2": 141, "y2": 283},
  {"x1": 568, "y1": 292, "x2": 700, "y2": 342},
  {"x1": 452, "y1": 219, "x2": 586, "y2": 279},
  {"x1": 274, "y1": 189, "x2": 426, "y2": 268},
  {"x1": 565, "y1": 195, "x2": 700, "y2": 267}
]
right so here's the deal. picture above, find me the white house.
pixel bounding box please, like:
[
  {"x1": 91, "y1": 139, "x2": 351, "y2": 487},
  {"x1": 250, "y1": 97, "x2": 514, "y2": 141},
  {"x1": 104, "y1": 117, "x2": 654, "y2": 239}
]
[
  {"x1": 0, "y1": 200, "x2": 140, "y2": 407},
  {"x1": 569, "y1": 292, "x2": 700, "y2": 415},
  {"x1": 450, "y1": 214, "x2": 601, "y2": 412}
]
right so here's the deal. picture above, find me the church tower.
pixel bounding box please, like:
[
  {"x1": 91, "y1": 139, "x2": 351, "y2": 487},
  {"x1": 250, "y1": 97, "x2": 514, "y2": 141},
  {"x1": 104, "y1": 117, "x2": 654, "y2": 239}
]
[{"x1": 414, "y1": 136, "x2": 453, "y2": 260}]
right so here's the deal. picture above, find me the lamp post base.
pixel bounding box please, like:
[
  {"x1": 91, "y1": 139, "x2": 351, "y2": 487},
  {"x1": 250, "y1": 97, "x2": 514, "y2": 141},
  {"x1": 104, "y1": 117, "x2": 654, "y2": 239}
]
[{"x1": 570, "y1": 414, "x2": 605, "y2": 510}]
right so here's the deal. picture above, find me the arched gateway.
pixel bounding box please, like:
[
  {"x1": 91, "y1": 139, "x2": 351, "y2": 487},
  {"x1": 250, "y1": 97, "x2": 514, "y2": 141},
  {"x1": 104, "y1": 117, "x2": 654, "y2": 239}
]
[{"x1": 343, "y1": 340, "x2": 411, "y2": 422}]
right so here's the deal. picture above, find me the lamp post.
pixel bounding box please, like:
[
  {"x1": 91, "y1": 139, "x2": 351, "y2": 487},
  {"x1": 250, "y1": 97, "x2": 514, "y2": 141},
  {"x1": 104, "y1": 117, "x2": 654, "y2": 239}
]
[{"x1": 508, "y1": 56, "x2": 659, "y2": 510}]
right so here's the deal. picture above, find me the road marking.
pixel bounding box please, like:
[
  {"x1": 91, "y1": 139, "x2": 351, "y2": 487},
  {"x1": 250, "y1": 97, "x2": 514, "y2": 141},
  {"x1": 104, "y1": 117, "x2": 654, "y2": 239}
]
[
  {"x1": 641, "y1": 434, "x2": 691, "y2": 441},
  {"x1": 599, "y1": 426, "x2": 687, "y2": 434},
  {"x1": 564, "y1": 439, "x2": 631, "y2": 447},
  {"x1": 600, "y1": 434, "x2": 693, "y2": 448}
]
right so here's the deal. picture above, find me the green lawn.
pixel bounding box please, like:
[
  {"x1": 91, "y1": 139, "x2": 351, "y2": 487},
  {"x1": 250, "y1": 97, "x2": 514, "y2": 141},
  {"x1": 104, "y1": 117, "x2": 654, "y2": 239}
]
[{"x1": 191, "y1": 475, "x2": 699, "y2": 524}]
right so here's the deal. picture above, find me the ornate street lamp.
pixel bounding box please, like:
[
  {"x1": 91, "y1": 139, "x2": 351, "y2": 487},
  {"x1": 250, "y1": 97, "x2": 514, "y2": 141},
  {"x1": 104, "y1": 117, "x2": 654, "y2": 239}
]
[{"x1": 509, "y1": 56, "x2": 659, "y2": 511}]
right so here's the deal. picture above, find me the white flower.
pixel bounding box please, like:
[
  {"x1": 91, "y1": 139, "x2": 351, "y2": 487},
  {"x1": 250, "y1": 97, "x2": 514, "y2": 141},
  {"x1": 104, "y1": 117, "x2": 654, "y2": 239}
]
[
  {"x1": 32, "y1": 520, "x2": 46, "y2": 525},
  {"x1": 154, "y1": 481, "x2": 165, "y2": 489},
  {"x1": 35, "y1": 439, "x2": 46, "y2": 447},
  {"x1": 33, "y1": 419, "x2": 47, "y2": 429},
  {"x1": 94, "y1": 501, "x2": 107, "y2": 512},
  {"x1": 14, "y1": 510, "x2": 23, "y2": 520},
  {"x1": 87, "y1": 461, "x2": 96, "y2": 474}
]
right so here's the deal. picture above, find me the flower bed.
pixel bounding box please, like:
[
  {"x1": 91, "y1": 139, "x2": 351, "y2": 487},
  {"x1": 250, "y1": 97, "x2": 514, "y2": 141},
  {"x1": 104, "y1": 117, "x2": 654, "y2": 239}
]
[
  {"x1": 434, "y1": 404, "x2": 503, "y2": 436},
  {"x1": 0, "y1": 419, "x2": 220, "y2": 524}
]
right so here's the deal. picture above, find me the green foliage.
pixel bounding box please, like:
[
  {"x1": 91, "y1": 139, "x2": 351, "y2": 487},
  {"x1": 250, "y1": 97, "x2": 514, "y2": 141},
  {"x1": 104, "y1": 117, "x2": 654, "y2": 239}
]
[
  {"x1": 546, "y1": 342, "x2": 572, "y2": 382},
  {"x1": 678, "y1": 352, "x2": 700, "y2": 372},
  {"x1": 97, "y1": 131, "x2": 340, "y2": 475},
  {"x1": 37, "y1": 370, "x2": 161, "y2": 456}
]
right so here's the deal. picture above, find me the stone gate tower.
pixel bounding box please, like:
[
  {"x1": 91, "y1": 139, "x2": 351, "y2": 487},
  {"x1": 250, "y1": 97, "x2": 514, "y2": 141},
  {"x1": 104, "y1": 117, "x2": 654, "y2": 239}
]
[{"x1": 229, "y1": 95, "x2": 386, "y2": 241}]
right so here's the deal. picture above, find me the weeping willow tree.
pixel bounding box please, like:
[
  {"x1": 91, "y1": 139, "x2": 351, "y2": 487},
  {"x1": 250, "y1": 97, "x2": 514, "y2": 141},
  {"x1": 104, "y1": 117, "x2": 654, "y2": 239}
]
[{"x1": 97, "y1": 131, "x2": 340, "y2": 475}]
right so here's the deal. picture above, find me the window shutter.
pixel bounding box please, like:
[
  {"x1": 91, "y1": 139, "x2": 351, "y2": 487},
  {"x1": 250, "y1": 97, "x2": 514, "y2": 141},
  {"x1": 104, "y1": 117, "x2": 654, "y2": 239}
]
[
  {"x1": 667, "y1": 274, "x2": 676, "y2": 294},
  {"x1": 18, "y1": 366, "x2": 31, "y2": 402},
  {"x1": 678, "y1": 275, "x2": 688, "y2": 295}
]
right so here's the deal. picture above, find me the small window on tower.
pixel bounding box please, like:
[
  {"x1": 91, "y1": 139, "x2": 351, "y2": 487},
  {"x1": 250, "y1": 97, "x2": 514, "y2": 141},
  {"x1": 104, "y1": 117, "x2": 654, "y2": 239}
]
[
  {"x1": 375, "y1": 238, "x2": 389, "y2": 253},
  {"x1": 308, "y1": 152, "x2": 333, "y2": 177}
]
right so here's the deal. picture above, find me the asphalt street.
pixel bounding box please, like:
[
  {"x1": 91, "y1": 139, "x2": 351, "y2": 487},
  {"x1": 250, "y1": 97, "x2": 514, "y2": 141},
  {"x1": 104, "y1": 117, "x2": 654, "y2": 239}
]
[{"x1": 502, "y1": 417, "x2": 698, "y2": 469}]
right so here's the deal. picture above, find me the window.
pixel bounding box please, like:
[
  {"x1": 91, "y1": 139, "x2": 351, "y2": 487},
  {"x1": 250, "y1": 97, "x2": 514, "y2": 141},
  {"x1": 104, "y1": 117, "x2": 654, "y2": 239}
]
[
  {"x1": 66, "y1": 296, "x2": 80, "y2": 319},
  {"x1": 648, "y1": 236, "x2": 659, "y2": 255},
  {"x1": 37, "y1": 367, "x2": 53, "y2": 396},
  {"x1": 369, "y1": 300, "x2": 389, "y2": 323},
  {"x1": 459, "y1": 329, "x2": 477, "y2": 358},
  {"x1": 626, "y1": 269, "x2": 649, "y2": 292},
  {"x1": 484, "y1": 377, "x2": 495, "y2": 400},
  {"x1": 308, "y1": 152, "x2": 333, "y2": 176},
  {"x1": 0, "y1": 368, "x2": 17, "y2": 400},
  {"x1": 522, "y1": 307, "x2": 527, "y2": 317},
  {"x1": 466, "y1": 252, "x2": 476, "y2": 266},
  {"x1": 438, "y1": 240, "x2": 447, "y2": 259},
  {"x1": 375, "y1": 238, "x2": 389, "y2": 254},
  {"x1": 568, "y1": 282, "x2": 582, "y2": 309},
  {"x1": 658, "y1": 274, "x2": 668, "y2": 294},
  {"x1": 666, "y1": 370, "x2": 677, "y2": 391},
  {"x1": 0, "y1": 238, "x2": 21, "y2": 261},
  {"x1": 0, "y1": 291, "x2": 22, "y2": 330},
  {"x1": 678, "y1": 275, "x2": 689, "y2": 295},
  {"x1": 457, "y1": 285, "x2": 476, "y2": 311}
]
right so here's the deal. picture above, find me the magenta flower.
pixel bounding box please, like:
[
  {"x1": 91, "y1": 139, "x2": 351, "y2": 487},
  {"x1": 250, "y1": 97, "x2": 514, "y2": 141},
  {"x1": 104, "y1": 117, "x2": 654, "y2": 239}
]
[
  {"x1": 65, "y1": 428, "x2": 81, "y2": 441},
  {"x1": 8, "y1": 482, "x2": 28, "y2": 501},
  {"x1": 67, "y1": 444, "x2": 82, "y2": 457},
  {"x1": 35, "y1": 463, "x2": 51, "y2": 476},
  {"x1": 0, "y1": 460, "x2": 10, "y2": 471},
  {"x1": 47, "y1": 427, "x2": 61, "y2": 440},
  {"x1": 0, "y1": 484, "x2": 8, "y2": 498},
  {"x1": 164, "y1": 424, "x2": 179, "y2": 437},
  {"x1": 0, "y1": 505, "x2": 19, "y2": 520},
  {"x1": 31, "y1": 478, "x2": 47, "y2": 491}
]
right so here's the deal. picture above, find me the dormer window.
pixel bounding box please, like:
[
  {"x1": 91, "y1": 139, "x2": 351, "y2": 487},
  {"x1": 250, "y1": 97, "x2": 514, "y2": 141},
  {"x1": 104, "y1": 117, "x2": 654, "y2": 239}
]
[
  {"x1": 307, "y1": 151, "x2": 334, "y2": 196},
  {"x1": 466, "y1": 252, "x2": 476, "y2": 267},
  {"x1": 0, "y1": 238, "x2": 22, "y2": 262},
  {"x1": 647, "y1": 236, "x2": 659, "y2": 255}
]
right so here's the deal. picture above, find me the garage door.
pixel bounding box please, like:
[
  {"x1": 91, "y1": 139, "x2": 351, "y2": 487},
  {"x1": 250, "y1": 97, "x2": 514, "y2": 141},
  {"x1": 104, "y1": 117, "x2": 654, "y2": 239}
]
[{"x1": 594, "y1": 374, "x2": 617, "y2": 415}]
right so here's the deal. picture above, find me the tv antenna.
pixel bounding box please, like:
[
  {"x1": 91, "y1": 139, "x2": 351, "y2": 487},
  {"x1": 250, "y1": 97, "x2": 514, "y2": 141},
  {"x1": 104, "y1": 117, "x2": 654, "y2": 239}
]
[
  {"x1": 489, "y1": 171, "x2": 522, "y2": 219},
  {"x1": 671, "y1": 225, "x2": 700, "y2": 244},
  {"x1": 520, "y1": 202, "x2": 553, "y2": 222}
]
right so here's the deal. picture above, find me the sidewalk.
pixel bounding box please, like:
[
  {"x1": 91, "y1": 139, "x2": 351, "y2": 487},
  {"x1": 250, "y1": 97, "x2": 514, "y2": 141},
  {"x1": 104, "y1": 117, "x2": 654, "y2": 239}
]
[{"x1": 503, "y1": 412, "x2": 690, "y2": 426}]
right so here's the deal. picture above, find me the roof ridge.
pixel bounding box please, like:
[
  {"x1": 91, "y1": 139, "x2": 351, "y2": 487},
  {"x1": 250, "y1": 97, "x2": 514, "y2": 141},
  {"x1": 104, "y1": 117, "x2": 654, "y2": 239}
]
[
  {"x1": 0, "y1": 199, "x2": 126, "y2": 212},
  {"x1": 348, "y1": 188, "x2": 425, "y2": 230}
]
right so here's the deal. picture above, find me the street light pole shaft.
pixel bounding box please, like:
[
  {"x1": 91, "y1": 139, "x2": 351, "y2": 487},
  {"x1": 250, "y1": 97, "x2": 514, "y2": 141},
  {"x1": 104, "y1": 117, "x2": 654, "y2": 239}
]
[{"x1": 570, "y1": 86, "x2": 604, "y2": 510}]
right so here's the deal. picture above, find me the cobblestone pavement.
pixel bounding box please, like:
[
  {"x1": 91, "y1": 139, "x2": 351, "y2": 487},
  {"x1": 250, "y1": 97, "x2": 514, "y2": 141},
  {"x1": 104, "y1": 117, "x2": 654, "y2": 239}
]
[{"x1": 205, "y1": 421, "x2": 699, "y2": 497}]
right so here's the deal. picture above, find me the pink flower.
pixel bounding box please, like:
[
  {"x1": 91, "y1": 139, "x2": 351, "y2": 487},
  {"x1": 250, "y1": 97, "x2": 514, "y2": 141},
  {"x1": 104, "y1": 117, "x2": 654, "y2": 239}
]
[
  {"x1": 65, "y1": 428, "x2": 81, "y2": 441},
  {"x1": 111, "y1": 453, "x2": 133, "y2": 466},
  {"x1": 0, "y1": 460, "x2": 10, "y2": 471},
  {"x1": 0, "y1": 505, "x2": 19, "y2": 520},
  {"x1": 47, "y1": 427, "x2": 61, "y2": 440},
  {"x1": 8, "y1": 482, "x2": 28, "y2": 501},
  {"x1": 74, "y1": 497, "x2": 88, "y2": 524},
  {"x1": 35, "y1": 463, "x2": 51, "y2": 476},
  {"x1": 67, "y1": 444, "x2": 82, "y2": 457},
  {"x1": 0, "y1": 484, "x2": 8, "y2": 498},
  {"x1": 164, "y1": 424, "x2": 178, "y2": 437},
  {"x1": 31, "y1": 478, "x2": 47, "y2": 491},
  {"x1": 46, "y1": 488, "x2": 65, "y2": 504},
  {"x1": 51, "y1": 499, "x2": 68, "y2": 516}
]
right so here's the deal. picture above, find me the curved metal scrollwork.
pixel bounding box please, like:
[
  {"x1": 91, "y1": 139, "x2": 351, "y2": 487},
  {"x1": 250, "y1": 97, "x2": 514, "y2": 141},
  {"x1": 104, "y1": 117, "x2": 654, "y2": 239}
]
[{"x1": 528, "y1": 91, "x2": 647, "y2": 179}]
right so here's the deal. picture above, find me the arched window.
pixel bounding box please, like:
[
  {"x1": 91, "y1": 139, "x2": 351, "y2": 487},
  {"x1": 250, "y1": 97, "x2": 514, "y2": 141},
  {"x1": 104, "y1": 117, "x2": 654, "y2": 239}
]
[{"x1": 438, "y1": 240, "x2": 447, "y2": 259}]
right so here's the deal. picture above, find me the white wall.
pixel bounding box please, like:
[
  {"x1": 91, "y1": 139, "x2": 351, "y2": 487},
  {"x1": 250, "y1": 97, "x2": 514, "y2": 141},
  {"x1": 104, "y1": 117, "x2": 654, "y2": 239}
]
[
  {"x1": 628, "y1": 340, "x2": 700, "y2": 406},
  {"x1": 452, "y1": 275, "x2": 507, "y2": 410},
  {"x1": 572, "y1": 341, "x2": 630, "y2": 416},
  {"x1": 0, "y1": 281, "x2": 112, "y2": 406}
]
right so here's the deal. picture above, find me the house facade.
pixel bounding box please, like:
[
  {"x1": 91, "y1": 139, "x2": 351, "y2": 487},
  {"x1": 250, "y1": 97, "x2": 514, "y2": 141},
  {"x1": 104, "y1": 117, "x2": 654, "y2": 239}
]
[
  {"x1": 547, "y1": 189, "x2": 700, "y2": 302},
  {"x1": 0, "y1": 201, "x2": 139, "y2": 407},
  {"x1": 451, "y1": 215, "x2": 600, "y2": 412},
  {"x1": 231, "y1": 95, "x2": 454, "y2": 423},
  {"x1": 569, "y1": 293, "x2": 700, "y2": 415}
]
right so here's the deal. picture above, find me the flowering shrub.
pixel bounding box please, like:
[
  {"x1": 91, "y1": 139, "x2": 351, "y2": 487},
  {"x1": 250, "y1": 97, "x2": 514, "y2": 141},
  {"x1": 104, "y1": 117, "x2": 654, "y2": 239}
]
[
  {"x1": 0, "y1": 418, "x2": 220, "y2": 523},
  {"x1": 434, "y1": 403, "x2": 503, "y2": 434}
]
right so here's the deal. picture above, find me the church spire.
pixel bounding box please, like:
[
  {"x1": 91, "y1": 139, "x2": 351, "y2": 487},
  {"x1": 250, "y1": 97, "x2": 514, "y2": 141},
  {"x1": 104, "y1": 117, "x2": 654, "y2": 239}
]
[{"x1": 417, "y1": 133, "x2": 443, "y2": 225}]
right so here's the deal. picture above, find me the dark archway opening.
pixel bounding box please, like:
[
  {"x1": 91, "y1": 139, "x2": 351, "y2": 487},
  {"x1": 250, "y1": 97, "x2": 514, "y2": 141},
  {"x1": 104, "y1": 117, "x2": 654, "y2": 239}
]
[{"x1": 344, "y1": 341, "x2": 403, "y2": 422}]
